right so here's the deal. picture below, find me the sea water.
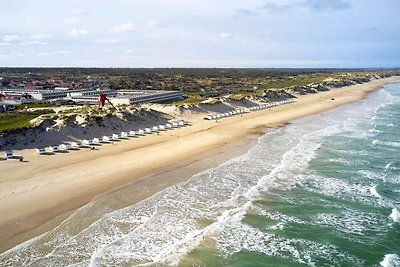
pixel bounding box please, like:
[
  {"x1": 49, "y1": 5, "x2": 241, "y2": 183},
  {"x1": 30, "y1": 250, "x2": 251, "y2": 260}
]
[{"x1": 1, "y1": 83, "x2": 399, "y2": 267}]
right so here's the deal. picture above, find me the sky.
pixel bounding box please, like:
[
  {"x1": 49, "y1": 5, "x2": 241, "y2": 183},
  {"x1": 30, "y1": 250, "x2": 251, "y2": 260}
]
[{"x1": 0, "y1": 0, "x2": 399, "y2": 68}]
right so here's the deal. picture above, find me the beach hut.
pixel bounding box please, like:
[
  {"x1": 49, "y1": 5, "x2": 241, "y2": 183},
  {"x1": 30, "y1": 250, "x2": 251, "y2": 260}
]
[
  {"x1": 178, "y1": 121, "x2": 185, "y2": 127},
  {"x1": 49, "y1": 145, "x2": 59, "y2": 153},
  {"x1": 172, "y1": 122, "x2": 179, "y2": 127},
  {"x1": 137, "y1": 129, "x2": 145, "y2": 135},
  {"x1": 71, "y1": 142, "x2": 82, "y2": 148},
  {"x1": 4, "y1": 151, "x2": 14, "y2": 159},
  {"x1": 129, "y1": 130, "x2": 136, "y2": 137},
  {"x1": 60, "y1": 144, "x2": 71, "y2": 150},
  {"x1": 152, "y1": 126, "x2": 159, "y2": 132},
  {"x1": 82, "y1": 139, "x2": 93, "y2": 146},
  {"x1": 92, "y1": 137, "x2": 101, "y2": 143},
  {"x1": 36, "y1": 148, "x2": 46, "y2": 155},
  {"x1": 121, "y1": 132, "x2": 128, "y2": 138},
  {"x1": 159, "y1": 125, "x2": 166, "y2": 130},
  {"x1": 144, "y1": 128, "x2": 152, "y2": 134},
  {"x1": 112, "y1": 133, "x2": 120, "y2": 139},
  {"x1": 165, "y1": 123, "x2": 172, "y2": 129},
  {"x1": 102, "y1": 136, "x2": 111, "y2": 142}
]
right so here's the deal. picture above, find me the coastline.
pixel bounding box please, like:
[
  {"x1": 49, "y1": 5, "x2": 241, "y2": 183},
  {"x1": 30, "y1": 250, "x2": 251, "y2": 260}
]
[{"x1": 1, "y1": 76, "x2": 399, "y2": 253}]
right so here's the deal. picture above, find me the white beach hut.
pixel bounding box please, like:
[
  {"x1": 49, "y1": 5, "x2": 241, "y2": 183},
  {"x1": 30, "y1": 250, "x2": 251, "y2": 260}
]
[
  {"x1": 159, "y1": 125, "x2": 166, "y2": 130},
  {"x1": 112, "y1": 133, "x2": 120, "y2": 139},
  {"x1": 49, "y1": 145, "x2": 59, "y2": 153},
  {"x1": 152, "y1": 126, "x2": 159, "y2": 132},
  {"x1": 4, "y1": 151, "x2": 14, "y2": 159},
  {"x1": 71, "y1": 142, "x2": 82, "y2": 148},
  {"x1": 129, "y1": 130, "x2": 136, "y2": 137},
  {"x1": 121, "y1": 132, "x2": 128, "y2": 138},
  {"x1": 138, "y1": 129, "x2": 145, "y2": 135},
  {"x1": 82, "y1": 139, "x2": 93, "y2": 146},
  {"x1": 144, "y1": 128, "x2": 152, "y2": 133},
  {"x1": 165, "y1": 123, "x2": 172, "y2": 129},
  {"x1": 36, "y1": 148, "x2": 46, "y2": 155},
  {"x1": 60, "y1": 144, "x2": 71, "y2": 150},
  {"x1": 92, "y1": 137, "x2": 101, "y2": 143},
  {"x1": 102, "y1": 136, "x2": 111, "y2": 142}
]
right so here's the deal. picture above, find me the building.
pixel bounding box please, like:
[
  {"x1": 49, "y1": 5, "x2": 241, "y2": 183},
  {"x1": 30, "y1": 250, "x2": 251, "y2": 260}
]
[
  {"x1": 0, "y1": 92, "x2": 34, "y2": 104},
  {"x1": 69, "y1": 90, "x2": 183, "y2": 105},
  {"x1": 113, "y1": 90, "x2": 183, "y2": 105},
  {"x1": 1, "y1": 88, "x2": 183, "y2": 105}
]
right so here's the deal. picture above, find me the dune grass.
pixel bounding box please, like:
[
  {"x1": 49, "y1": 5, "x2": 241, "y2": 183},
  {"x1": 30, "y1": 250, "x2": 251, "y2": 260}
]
[{"x1": 0, "y1": 110, "x2": 55, "y2": 132}]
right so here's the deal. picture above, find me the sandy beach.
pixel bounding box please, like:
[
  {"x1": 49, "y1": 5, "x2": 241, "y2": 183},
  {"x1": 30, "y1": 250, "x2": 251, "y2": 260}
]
[{"x1": 1, "y1": 76, "x2": 399, "y2": 253}]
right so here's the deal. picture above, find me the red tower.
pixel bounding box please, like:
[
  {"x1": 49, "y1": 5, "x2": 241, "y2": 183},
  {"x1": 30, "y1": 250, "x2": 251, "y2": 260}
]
[{"x1": 98, "y1": 94, "x2": 107, "y2": 107}]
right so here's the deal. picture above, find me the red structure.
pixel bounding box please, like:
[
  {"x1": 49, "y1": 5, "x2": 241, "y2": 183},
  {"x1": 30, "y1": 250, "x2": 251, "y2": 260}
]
[
  {"x1": 98, "y1": 93, "x2": 116, "y2": 108},
  {"x1": 98, "y1": 93, "x2": 107, "y2": 107}
]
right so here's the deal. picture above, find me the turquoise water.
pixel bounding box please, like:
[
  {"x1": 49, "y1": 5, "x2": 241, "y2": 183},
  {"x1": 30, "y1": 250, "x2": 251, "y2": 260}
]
[{"x1": 1, "y1": 84, "x2": 399, "y2": 266}]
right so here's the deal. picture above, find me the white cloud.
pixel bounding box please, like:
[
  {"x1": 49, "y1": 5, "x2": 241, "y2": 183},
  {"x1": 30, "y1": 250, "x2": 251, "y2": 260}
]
[
  {"x1": 29, "y1": 33, "x2": 52, "y2": 40},
  {"x1": 111, "y1": 22, "x2": 136, "y2": 33},
  {"x1": 64, "y1": 17, "x2": 79, "y2": 24},
  {"x1": 70, "y1": 29, "x2": 88, "y2": 37},
  {"x1": 219, "y1": 32, "x2": 232, "y2": 39},
  {"x1": 1, "y1": 35, "x2": 19, "y2": 42},
  {"x1": 147, "y1": 19, "x2": 167, "y2": 28},
  {"x1": 20, "y1": 40, "x2": 47, "y2": 46},
  {"x1": 124, "y1": 49, "x2": 133, "y2": 53},
  {"x1": 95, "y1": 38, "x2": 119, "y2": 44},
  {"x1": 0, "y1": 42, "x2": 10, "y2": 46},
  {"x1": 38, "y1": 50, "x2": 72, "y2": 57}
]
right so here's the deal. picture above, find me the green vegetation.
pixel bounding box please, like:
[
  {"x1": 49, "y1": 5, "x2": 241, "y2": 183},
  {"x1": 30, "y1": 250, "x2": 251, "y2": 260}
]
[
  {"x1": 15, "y1": 103, "x2": 56, "y2": 110},
  {"x1": 173, "y1": 93, "x2": 207, "y2": 105},
  {"x1": 226, "y1": 94, "x2": 245, "y2": 101},
  {"x1": 0, "y1": 110, "x2": 55, "y2": 132}
]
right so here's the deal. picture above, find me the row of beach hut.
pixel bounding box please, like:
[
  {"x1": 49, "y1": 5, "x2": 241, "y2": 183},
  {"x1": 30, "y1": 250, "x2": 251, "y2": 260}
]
[
  {"x1": 2, "y1": 121, "x2": 190, "y2": 158},
  {"x1": 34, "y1": 120, "x2": 190, "y2": 155},
  {"x1": 203, "y1": 99, "x2": 295, "y2": 121}
]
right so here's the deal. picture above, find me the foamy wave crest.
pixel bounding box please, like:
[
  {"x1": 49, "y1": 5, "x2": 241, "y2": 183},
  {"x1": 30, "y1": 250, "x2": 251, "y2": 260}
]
[
  {"x1": 314, "y1": 210, "x2": 389, "y2": 237},
  {"x1": 372, "y1": 140, "x2": 400, "y2": 148},
  {"x1": 296, "y1": 174, "x2": 382, "y2": 206},
  {"x1": 380, "y1": 254, "x2": 400, "y2": 267},
  {"x1": 389, "y1": 207, "x2": 400, "y2": 223},
  {"x1": 370, "y1": 185, "x2": 381, "y2": 198},
  {"x1": 214, "y1": 220, "x2": 362, "y2": 266}
]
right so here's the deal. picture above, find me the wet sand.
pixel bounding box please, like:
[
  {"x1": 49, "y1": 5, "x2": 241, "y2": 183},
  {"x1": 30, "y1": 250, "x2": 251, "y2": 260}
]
[{"x1": 0, "y1": 76, "x2": 399, "y2": 252}]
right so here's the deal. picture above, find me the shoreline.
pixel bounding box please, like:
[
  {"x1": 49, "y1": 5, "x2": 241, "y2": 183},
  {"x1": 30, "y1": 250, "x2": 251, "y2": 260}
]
[{"x1": 1, "y1": 76, "x2": 399, "y2": 253}]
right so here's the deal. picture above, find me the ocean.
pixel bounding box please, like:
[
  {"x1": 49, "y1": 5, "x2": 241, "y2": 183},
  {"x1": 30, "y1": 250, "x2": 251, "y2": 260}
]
[{"x1": 1, "y1": 83, "x2": 399, "y2": 267}]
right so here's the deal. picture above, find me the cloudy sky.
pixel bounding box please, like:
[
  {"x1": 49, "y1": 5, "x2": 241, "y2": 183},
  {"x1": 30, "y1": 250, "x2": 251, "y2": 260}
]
[{"x1": 0, "y1": 0, "x2": 399, "y2": 68}]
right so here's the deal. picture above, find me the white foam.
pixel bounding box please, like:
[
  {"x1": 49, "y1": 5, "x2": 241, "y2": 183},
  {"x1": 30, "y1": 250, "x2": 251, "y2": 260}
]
[
  {"x1": 373, "y1": 140, "x2": 400, "y2": 148},
  {"x1": 370, "y1": 185, "x2": 381, "y2": 198},
  {"x1": 385, "y1": 163, "x2": 392, "y2": 171},
  {"x1": 389, "y1": 207, "x2": 400, "y2": 222},
  {"x1": 314, "y1": 210, "x2": 388, "y2": 237},
  {"x1": 380, "y1": 254, "x2": 400, "y2": 267}
]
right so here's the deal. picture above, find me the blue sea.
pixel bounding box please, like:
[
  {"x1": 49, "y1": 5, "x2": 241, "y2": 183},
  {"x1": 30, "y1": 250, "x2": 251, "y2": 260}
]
[{"x1": 1, "y1": 83, "x2": 399, "y2": 266}]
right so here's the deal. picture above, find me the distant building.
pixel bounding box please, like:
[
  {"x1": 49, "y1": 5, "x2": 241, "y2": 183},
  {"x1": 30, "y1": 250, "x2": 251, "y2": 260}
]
[
  {"x1": 0, "y1": 92, "x2": 34, "y2": 104},
  {"x1": 69, "y1": 90, "x2": 183, "y2": 105}
]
